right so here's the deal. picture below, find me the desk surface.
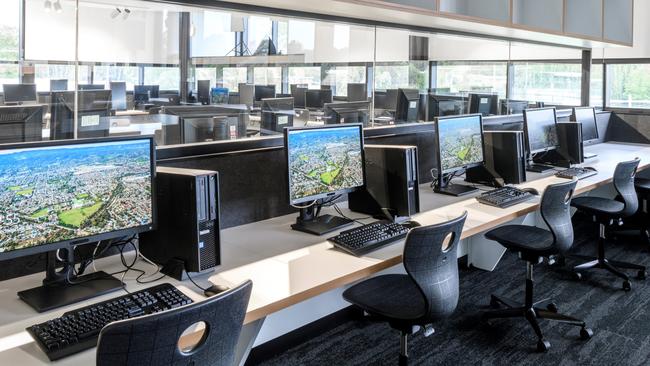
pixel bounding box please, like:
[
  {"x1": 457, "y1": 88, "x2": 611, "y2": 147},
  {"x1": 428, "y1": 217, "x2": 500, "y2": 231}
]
[{"x1": 1, "y1": 142, "x2": 649, "y2": 365}]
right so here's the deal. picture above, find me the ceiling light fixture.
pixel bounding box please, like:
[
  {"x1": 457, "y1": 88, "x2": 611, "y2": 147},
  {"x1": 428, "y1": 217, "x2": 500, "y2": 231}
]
[
  {"x1": 122, "y1": 8, "x2": 131, "y2": 20},
  {"x1": 53, "y1": 0, "x2": 62, "y2": 13},
  {"x1": 110, "y1": 7, "x2": 122, "y2": 19},
  {"x1": 44, "y1": 0, "x2": 52, "y2": 12}
]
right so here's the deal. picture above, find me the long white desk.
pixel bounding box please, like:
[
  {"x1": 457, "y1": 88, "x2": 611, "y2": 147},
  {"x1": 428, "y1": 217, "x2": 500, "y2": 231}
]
[{"x1": 1, "y1": 142, "x2": 649, "y2": 365}]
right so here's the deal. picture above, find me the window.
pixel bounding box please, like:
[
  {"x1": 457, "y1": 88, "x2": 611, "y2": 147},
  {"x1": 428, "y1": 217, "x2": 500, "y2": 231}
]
[
  {"x1": 191, "y1": 10, "x2": 235, "y2": 57},
  {"x1": 436, "y1": 61, "x2": 507, "y2": 98},
  {"x1": 195, "y1": 67, "x2": 217, "y2": 89},
  {"x1": 34, "y1": 64, "x2": 91, "y2": 91},
  {"x1": 144, "y1": 66, "x2": 180, "y2": 90},
  {"x1": 511, "y1": 62, "x2": 581, "y2": 105},
  {"x1": 0, "y1": 0, "x2": 19, "y2": 61},
  {"x1": 590, "y1": 63, "x2": 604, "y2": 108},
  {"x1": 374, "y1": 64, "x2": 409, "y2": 90},
  {"x1": 253, "y1": 67, "x2": 282, "y2": 93},
  {"x1": 322, "y1": 66, "x2": 366, "y2": 96},
  {"x1": 221, "y1": 67, "x2": 247, "y2": 91},
  {"x1": 247, "y1": 16, "x2": 272, "y2": 54},
  {"x1": 606, "y1": 64, "x2": 650, "y2": 109},
  {"x1": 93, "y1": 65, "x2": 139, "y2": 90},
  {"x1": 0, "y1": 63, "x2": 19, "y2": 85},
  {"x1": 288, "y1": 67, "x2": 320, "y2": 89}
]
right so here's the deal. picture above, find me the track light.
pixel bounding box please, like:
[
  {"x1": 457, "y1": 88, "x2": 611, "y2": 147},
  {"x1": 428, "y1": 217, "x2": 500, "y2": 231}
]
[
  {"x1": 44, "y1": 0, "x2": 52, "y2": 12},
  {"x1": 122, "y1": 8, "x2": 131, "y2": 20},
  {"x1": 110, "y1": 7, "x2": 122, "y2": 19},
  {"x1": 53, "y1": 0, "x2": 62, "y2": 13}
]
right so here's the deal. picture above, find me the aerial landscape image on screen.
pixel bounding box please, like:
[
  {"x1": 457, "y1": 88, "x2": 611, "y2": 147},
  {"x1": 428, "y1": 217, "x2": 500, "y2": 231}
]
[
  {"x1": 0, "y1": 139, "x2": 153, "y2": 253},
  {"x1": 529, "y1": 121, "x2": 559, "y2": 152},
  {"x1": 288, "y1": 126, "x2": 363, "y2": 202},
  {"x1": 438, "y1": 116, "x2": 484, "y2": 171}
]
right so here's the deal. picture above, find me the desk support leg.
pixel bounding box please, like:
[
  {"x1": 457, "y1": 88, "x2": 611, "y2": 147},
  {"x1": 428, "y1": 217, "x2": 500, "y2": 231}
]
[
  {"x1": 236, "y1": 317, "x2": 266, "y2": 366},
  {"x1": 468, "y1": 214, "x2": 534, "y2": 271}
]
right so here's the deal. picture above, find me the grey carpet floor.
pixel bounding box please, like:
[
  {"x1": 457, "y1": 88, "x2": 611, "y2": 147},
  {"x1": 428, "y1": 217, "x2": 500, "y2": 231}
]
[{"x1": 255, "y1": 216, "x2": 650, "y2": 366}]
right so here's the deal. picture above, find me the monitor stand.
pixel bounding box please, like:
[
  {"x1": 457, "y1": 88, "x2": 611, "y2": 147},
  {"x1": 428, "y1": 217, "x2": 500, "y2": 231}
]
[
  {"x1": 435, "y1": 184, "x2": 479, "y2": 197},
  {"x1": 17, "y1": 250, "x2": 124, "y2": 313},
  {"x1": 584, "y1": 152, "x2": 598, "y2": 160},
  {"x1": 526, "y1": 163, "x2": 555, "y2": 173},
  {"x1": 291, "y1": 205, "x2": 353, "y2": 236}
]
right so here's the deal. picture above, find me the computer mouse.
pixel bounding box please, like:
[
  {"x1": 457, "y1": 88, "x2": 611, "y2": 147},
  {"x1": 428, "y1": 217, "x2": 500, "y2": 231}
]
[
  {"x1": 522, "y1": 187, "x2": 540, "y2": 196},
  {"x1": 204, "y1": 283, "x2": 229, "y2": 297},
  {"x1": 583, "y1": 166, "x2": 598, "y2": 172},
  {"x1": 401, "y1": 220, "x2": 421, "y2": 229}
]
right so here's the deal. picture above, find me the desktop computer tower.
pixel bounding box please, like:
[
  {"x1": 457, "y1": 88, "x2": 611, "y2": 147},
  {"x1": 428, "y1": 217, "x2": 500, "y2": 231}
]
[
  {"x1": 552, "y1": 122, "x2": 584, "y2": 166},
  {"x1": 349, "y1": 145, "x2": 420, "y2": 220},
  {"x1": 261, "y1": 111, "x2": 294, "y2": 135},
  {"x1": 466, "y1": 131, "x2": 527, "y2": 185},
  {"x1": 139, "y1": 167, "x2": 221, "y2": 280}
]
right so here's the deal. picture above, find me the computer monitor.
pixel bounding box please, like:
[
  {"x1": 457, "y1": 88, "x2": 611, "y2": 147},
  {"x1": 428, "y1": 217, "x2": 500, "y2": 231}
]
[
  {"x1": 523, "y1": 107, "x2": 559, "y2": 155},
  {"x1": 162, "y1": 105, "x2": 248, "y2": 141},
  {"x1": 468, "y1": 93, "x2": 498, "y2": 116},
  {"x1": 50, "y1": 90, "x2": 112, "y2": 140},
  {"x1": 238, "y1": 84, "x2": 255, "y2": 107},
  {"x1": 500, "y1": 99, "x2": 529, "y2": 115},
  {"x1": 305, "y1": 89, "x2": 333, "y2": 110},
  {"x1": 374, "y1": 89, "x2": 399, "y2": 111},
  {"x1": 197, "y1": 80, "x2": 211, "y2": 105},
  {"x1": 323, "y1": 101, "x2": 370, "y2": 126},
  {"x1": 285, "y1": 124, "x2": 365, "y2": 235},
  {"x1": 3, "y1": 84, "x2": 37, "y2": 104},
  {"x1": 183, "y1": 116, "x2": 243, "y2": 143},
  {"x1": 50, "y1": 79, "x2": 68, "y2": 92},
  {"x1": 261, "y1": 97, "x2": 294, "y2": 134},
  {"x1": 78, "y1": 84, "x2": 105, "y2": 91},
  {"x1": 572, "y1": 107, "x2": 599, "y2": 144},
  {"x1": 134, "y1": 85, "x2": 160, "y2": 104},
  {"x1": 0, "y1": 136, "x2": 156, "y2": 312},
  {"x1": 434, "y1": 114, "x2": 485, "y2": 196},
  {"x1": 395, "y1": 89, "x2": 420, "y2": 123},
  {"x1": 109, "y1": 82, "x2": 127, "y2": 111},
  {"x1": 427, "y1": 95, "x2": 465, "y2": 120},
  {"x1": 0, "y1": 105, "x2": 43, "y2": 143},
  {"x1": 291, "y1": 86, "x2": 308, "y2": 109},
  {"x1": 254, "y1": 85, "x2": 276, "y2": 105},
  {"x1": 347, "y1": 83, "x2": 367, "y2": 102}
]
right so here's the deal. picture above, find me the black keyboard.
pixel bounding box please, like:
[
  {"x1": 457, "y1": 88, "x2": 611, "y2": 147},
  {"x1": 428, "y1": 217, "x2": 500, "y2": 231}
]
[
  {"x1": 27, "y1": 283, "x2": 193, "y2": 361},
  {"x1": 555, "y1": 167, "x2": 597, "y2": 180},
  {"x1": 328, "y1": 220, "x2": 409, "y2": 256},
  {"x1": 476, "y1": 186, "x2": 535, "y2": 208}
]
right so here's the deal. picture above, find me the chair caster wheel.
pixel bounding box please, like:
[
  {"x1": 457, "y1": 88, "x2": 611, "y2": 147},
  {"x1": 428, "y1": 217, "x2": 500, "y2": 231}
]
[
  {"x1": 623, "y1": 280, "x2": 632, "y2": 291},
  {"x1": 580, "y1": 327, "x2": 594, "y2": 340},
  {"x1": 537, "y1": 339, "x2": 551, "y2": 352},
  {"x1": 573, "y1": 272, "x2": 583, "y2": 280},
  {"x1": 637, "y1": 270, "x2": 647, "y2": 280},
  {"x1": 546, "y1": 303, "x2": 558, "y2": 313}
]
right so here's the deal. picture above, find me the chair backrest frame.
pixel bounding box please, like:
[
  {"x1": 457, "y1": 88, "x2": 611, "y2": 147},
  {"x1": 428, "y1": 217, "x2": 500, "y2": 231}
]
[
  {"x1": 613, "y1": 158, "x2": 640, "y2": 218},
  {"x1": 540, "y1": 180, "x2": 578, "y2": 254}
]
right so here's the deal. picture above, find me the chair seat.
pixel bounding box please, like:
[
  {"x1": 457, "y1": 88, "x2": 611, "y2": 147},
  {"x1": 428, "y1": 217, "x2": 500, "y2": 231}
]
[
  {"x1": 343, "y1": 274, "x2": 426, "y2": 321},
  {"x1": 571, "y1": 196, "x2": 624, "y2": 216},
  {"x1": 635, "y1": 178, "x2": 650, "y2": 194},
  {"x1": 485, "y1": 225, "x2": 555, "y2": 256}
]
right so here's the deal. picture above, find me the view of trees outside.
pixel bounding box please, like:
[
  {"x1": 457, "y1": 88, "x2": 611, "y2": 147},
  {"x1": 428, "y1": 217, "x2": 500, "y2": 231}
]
[
  {"x1": 511, "y1": 62, "x2": 581, "y2": 105},
  {"x1": 253, "y1": 67, "x2": 282, "y2": 92},
  {"x1": 606, "y1": 64, "x2": 650, "y2": 108},
  {"x1": 144, "y1": 66, "x2": 180, "y2": 90},
  {"x1": 436, "y1": 61, "x2": 507, "y2": 98},
  {"x1": 591, "y1": 63, "x2": 604, "y2": 107},
  {"x1": 220, "y1": 67, "x2": 248, "y2": 91},
  {"x1": 375, "y1": 62, "x2": 428, "y2": 92},
  {"x1": 194, "y1": 67, "x2": 217, "y2": 90},
  {"x1": 34, "y1": 64, "x2": 91, "y2": 91},
  {"x1": 288, "y1": 66, "x2": 321, "y2": 89},
  {"x1": 322, "y1": 65, "x2": 365, "y2": 96},
  {"x1": 0, "y1": 0, "x2": 19, "y2": 85},
  {"x1": 93, "y1": 65, "x2": 140, "y2": 90}
]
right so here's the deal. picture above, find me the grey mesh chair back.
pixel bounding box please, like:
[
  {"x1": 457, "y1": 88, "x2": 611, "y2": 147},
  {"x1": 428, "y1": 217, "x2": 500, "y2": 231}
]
[
  {"x1": 96, "y1": 280, "x2": 252, "y2": 366},
  {"x1": 403, "y1": 212, "x2": 467, "y2": 322},
  {"x1": 540, "y1": 180, "x2": 578, "y2": 254},
  {"x1": 614, "y1": 158, "x2": 640, "y2": 217}
]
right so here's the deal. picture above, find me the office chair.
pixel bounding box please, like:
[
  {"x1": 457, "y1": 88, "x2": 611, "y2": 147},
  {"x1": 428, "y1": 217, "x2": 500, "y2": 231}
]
[
  {"x1": 96, "y1": 280, "x2": 252, "y2": 366},
  {"x1": 343, "y1": 212, "x2": 467, "y2": 366},
  {"x1": 570, "y1": 159, "x2": 646, "y2": 291},
  {"x1": 631, "y1": 177, "x2": 650, "y2": 243},
  {"x1": 482, "y1": 180, "x2": 593, "y2": 352}
]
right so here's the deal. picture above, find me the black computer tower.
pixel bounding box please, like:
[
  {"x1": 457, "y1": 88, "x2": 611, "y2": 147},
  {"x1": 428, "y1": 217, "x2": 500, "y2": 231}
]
[
  {"x1": 139, "y1": 167, "x2": 221, "y2": 280},
  {"x1": 466, "y1": 131, "x2": 527, "y2": 185},
  {"x1": 261, "y1": 111, "x2": 294, "y2": 135},
  {"x1": 349, "y1": 145, "x2": 420, "y2": 220},
  {"x1": 551, "y1": 122, "x2": 584, "y2": 166}
]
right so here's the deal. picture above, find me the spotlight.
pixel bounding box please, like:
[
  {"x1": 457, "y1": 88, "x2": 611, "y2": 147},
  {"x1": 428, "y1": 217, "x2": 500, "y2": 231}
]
[
  {"x1": 110, "y1": 7, "x2": 122, "y2": 19},
  {"x1": 53, "y1": 0, "x2": 62, "y2": 13},
  {"x1": 44, "y1": 0, "x2": 52, "y2": 12},
  {"x1": 122, "y1": 8, "x2": 131, "y2": 20}
]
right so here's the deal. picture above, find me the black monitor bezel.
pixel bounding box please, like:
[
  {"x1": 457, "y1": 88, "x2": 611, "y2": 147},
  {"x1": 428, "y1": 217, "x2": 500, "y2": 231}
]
[
  {"x1": 3, "y1": 84, "x2": 37, "y2": 103},
  {"x1": 572, "y1": 106, "x2": 599, "y2": 145},
  {"x1": 254, "y1": 85, "x2": 276, "y2": 102},
  {"x1": 284, "y1": 123, "x2": 366, "y2": 205},
  {"x1": 434, "y1": 113, "x2": 486, "y2": 175},
  {"x1": 523, "y1": 107, "x2": 559, "y2": 155},
  {"x1": 323, "y1": 101, "x2": 371, "y2": 125},
  {"x1": 468, "y1": 93, "x2": 498, "y2": 116},
  {"x1": 0, "y1": 135, "x2": 157, "y2": 262}
]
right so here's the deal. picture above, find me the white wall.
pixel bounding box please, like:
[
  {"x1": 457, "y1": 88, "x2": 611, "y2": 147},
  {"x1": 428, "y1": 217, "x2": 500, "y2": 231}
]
[{"x1": 25, "y1": 0, "x2": 180, "y2": 64}]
